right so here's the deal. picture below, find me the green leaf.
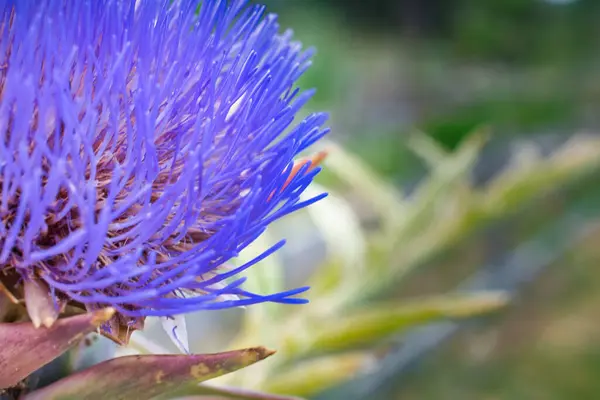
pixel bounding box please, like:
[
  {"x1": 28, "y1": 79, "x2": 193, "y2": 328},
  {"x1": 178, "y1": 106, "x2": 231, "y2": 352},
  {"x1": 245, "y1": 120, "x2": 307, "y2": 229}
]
[
  {"x1": 166, "y1": 383, "x2": 304, "y2": 399},
  {"x1": 23, "y1": 347, "x2": 275, "y2": 400},
  {"x1": 0, "y1": 308, "x2": 115, "y2": 389},
  {"x1": 405, "y1": 131, "x2": 450, "y2": 168},
  {"x1": 394, "y1": 130, "x2": 487, "y2": 244},
  {"x1": 322, "y1": 140, "x2": 405, "y2": 231},
  {"x1": 481, "y1": 134, "x2": 600, "y2": 216},
  {"x1": 304, "y1": 292, "x2": 508, "y2": 354},
  {"x1": 263, "y1": 353, "x2": 372, "y2": 398},
  {"x1": 354, "y1": 134, "x2": 600, "y2": 306}
]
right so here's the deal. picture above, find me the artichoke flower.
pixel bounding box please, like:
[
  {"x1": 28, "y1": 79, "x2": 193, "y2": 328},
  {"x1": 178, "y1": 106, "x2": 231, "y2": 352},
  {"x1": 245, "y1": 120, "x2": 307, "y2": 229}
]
[{"x1": 0, "y1": 0, "x2": 326, "y2": 398}]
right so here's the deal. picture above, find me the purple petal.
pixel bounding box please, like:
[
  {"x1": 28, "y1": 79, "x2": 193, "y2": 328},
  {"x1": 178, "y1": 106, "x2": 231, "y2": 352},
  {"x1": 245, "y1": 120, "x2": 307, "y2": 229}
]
[
  {"x1": 0, "y1": 308, "x2": 115, "y2": 389},
  {"x1": 23, "y1": 347, "x2": 276, "y2": 400}
]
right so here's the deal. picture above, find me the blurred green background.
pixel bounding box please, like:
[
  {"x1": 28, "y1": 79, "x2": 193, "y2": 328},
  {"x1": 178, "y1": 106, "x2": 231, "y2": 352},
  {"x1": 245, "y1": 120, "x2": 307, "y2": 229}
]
[{"x1": 254, "y1": 0, "x2": 600, "y2": 398}]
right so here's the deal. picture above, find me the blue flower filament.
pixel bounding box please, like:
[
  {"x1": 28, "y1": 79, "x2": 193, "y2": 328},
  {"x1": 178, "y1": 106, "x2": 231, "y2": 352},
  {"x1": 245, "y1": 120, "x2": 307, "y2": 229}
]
[{"x1": 0, "y1": 0, "x2": 328, "y2": 331}]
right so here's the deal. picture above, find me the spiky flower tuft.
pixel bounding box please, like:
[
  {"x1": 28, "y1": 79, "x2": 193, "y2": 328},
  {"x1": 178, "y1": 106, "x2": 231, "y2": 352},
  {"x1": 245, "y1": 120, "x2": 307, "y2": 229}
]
[{"x1": 0, "y1": 0, "x2": 328, "y2": 340}]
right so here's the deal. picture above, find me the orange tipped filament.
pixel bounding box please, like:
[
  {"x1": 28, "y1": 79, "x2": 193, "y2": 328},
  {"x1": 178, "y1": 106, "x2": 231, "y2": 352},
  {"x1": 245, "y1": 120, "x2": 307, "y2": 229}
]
[{"x1": 268, "y1": 150, "x2": 328, "y2": 201}]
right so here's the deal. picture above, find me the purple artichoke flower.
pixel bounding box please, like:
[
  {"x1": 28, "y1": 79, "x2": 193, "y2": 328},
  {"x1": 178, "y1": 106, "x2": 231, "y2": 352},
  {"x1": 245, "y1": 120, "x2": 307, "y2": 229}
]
[{"x1": 0, "y1": 0, "x2": 328, "y2": 342}]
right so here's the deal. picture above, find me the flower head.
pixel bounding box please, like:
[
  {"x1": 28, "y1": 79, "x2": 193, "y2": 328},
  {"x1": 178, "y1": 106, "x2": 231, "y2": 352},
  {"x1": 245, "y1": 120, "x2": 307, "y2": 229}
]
[{"x1": 0, "y1": 0, "x2": 328, "y2": 340}]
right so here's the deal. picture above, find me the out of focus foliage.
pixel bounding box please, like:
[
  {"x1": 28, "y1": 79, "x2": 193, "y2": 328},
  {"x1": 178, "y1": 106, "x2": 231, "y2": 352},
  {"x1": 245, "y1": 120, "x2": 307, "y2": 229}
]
[
  {"x1": 212, "y1": 133, "x2": 600, "y2": 399},
  {"x1": 265, "y1": 0, "x2": 600, "y2": 150},
  {"x1": 250, "y1": 1, "x2": 600, "y2": 399},
  {"x1": 266, "y1": 0, "x2": 600, "y2": 63}
]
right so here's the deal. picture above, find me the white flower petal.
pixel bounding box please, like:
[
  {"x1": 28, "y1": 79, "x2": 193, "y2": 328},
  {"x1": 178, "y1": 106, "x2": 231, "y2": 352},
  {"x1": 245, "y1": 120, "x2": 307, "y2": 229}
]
[{"x1": 160, "y1": 315, "x2": 189, "y2": 354}]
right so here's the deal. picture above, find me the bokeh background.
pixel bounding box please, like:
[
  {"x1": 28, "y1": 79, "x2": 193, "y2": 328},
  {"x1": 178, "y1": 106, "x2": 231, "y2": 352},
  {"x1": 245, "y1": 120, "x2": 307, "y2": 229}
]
[
  {"x1": 257, "y1": 0, "x2": 600, "y2": 398},
  {"x1": 122, "y1": 1, "x2": 600, "y2": 399}
]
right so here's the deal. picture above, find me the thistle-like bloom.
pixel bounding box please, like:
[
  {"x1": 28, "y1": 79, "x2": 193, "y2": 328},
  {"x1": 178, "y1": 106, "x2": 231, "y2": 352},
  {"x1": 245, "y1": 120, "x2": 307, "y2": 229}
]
[{"x1": 0, "y1": 0, "x2": 328, "y2": 339}]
